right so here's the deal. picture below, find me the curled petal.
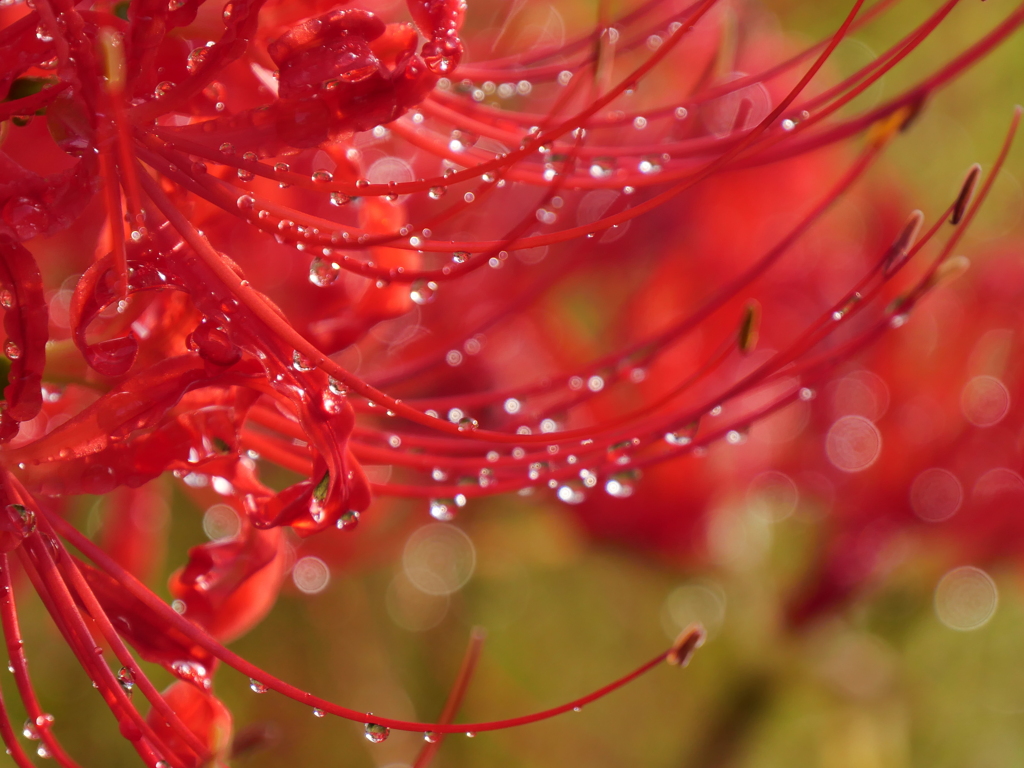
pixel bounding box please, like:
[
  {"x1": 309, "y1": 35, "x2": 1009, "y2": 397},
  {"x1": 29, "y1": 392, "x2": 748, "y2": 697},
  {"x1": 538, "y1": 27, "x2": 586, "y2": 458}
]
[
  {"x1": 78, "y1": 560, "x2": 216, "y2": 672},
  {"x1": 169, "y1": 526, "x2": 289, "y2": 643},
  {"x1": 146, "y1": 681, "x2": 232, "y2": 768}
]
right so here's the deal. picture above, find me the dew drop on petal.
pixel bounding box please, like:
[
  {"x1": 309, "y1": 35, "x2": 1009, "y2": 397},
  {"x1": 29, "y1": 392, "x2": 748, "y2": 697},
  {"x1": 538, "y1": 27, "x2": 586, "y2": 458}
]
[
  {"x1": 186, "y1": 47, "x2": 209, "y2": 74},
  {"x1": 336, "y1": 509, "x2": 360, "y2": 531}
]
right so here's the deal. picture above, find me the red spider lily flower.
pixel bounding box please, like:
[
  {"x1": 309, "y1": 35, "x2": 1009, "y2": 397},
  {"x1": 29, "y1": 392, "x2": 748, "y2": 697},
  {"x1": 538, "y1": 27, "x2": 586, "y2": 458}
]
[{"x1": 0, "y1": 0, "x2": 1022, "y2": 764}]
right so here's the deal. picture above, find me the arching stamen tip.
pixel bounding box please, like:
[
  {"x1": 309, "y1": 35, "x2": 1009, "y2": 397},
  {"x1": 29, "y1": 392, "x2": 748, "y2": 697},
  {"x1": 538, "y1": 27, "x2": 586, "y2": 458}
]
[
  {"x1": 951, "y1": 164, "x2": 982, "y2": 225},
  {"x1": 929, "y1": 255, "x2": 971, "y2": 290},
  {"x1": 867, "y1": 105, "x2": 917, "y2": 149},
  {"x1": 666, "y1": 623, "x2": 706, "y2": 667},
  {"x1": 737, "y1": 300, "x2": 761, "y2": 355},
  {"x1": 883, "y1": 210, "x2": 925, "y2": 276}
]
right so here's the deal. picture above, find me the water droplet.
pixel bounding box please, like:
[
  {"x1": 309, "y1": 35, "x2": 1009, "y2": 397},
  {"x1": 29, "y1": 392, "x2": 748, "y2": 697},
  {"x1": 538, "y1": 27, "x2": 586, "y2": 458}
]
[
  {"x1": 321, "y1": 389, "x2": 345, "y2": 415},
  {"x1": 236, "y1": 195, "x2": 254, "y2": 211},
  {"x1": 364, "y1": 723, "x2": 389, "y2": 743},
  {"x1": 292, "y1": 350, "x2": 315, "y2": 371},
  {"x1": 429, "y1": 498, "x2": 457, "y2": 521},
  {"x1": 410, "y1": 280, "x2": 437, "y2": 305},
  {"x1": 308, "y1": 257, "x2": 340, "y2": 287},
  {"x1": 638, "y1": 156, "x2": 662, "y2": 174},
  {"x1": 424, "y1": 731, "x2": 440, "y2": 743},
  {"x1": 457, "y1": 416, "x2": 478, "y2": 432},
  {"x1": 117, "y1": 666, "x2": 135, "y2": 695},
  {"x1": 186, "y1": 47, "x2": 209, "y2": 74},
  {"x1": 604, "y1": 473, "x2": 636, "y2": 498},
  {"x1": 311, "y1": 170, "x2": 333, "y2": 184},
  {"x1": 312, "y1": 708, "x2": 325, "y2": 718},
  {"x1": 429, "y1": 186, "x2": 447, "y2": 200},
  {"x1": 589, "y1": 160, "x2": 614, "y2": 179},
  {"x1": 249, "y1": 678, "x2": 268, "y2": 693},
  {"x1": 154, "y1": 81, "x2": 173, "y2": 98},
  {"x1": 336, "y1": 509, "x2": 360, "y2": 531},
  {"x1": 35, "y1": 23, "x2": 53, "y2": 42},
  {"x1": 0, "y1": 289, "x2": 13, "y2": 309},
  {"x1": 4, "y1": 340, "x2": 21, "y2": 360},
  {"x1": 556, "y1": 483, "x2": 585, "y2": 505},
  {"x1": 330, "y1": 191, "x2": 351, "y2": 206}
]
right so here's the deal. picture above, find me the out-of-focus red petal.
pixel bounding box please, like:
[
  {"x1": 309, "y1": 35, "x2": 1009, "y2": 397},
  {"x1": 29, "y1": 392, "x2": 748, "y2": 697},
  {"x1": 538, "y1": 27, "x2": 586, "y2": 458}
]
[
  {"x1": 0, "y1": 236, "x2": 47, "y2": 439},
  {"x1": 147, "y1": 681, "x2": 232, "y2": 768}
]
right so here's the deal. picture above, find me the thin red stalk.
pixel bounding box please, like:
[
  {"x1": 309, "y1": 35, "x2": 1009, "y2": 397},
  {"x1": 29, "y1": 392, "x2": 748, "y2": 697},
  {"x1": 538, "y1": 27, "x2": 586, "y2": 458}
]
[
  {"x1": 46, "y1": 508, "x2": 699, "y2": 734},
  {"x1": 0, "y1": 555, "x2": 84, "y2": 768},
  {"x1": 0, "y1": 663, "x2": 36, "y2": 768},
  {"x1": 413, "y1": 628, "x2": 485, "y2": 767},
  {"x1": 44, "y1": 529, "x2": 212, "y2": 761},
  {"x1": 16, "y1": 538, "x2": 178, "y2": 768}
]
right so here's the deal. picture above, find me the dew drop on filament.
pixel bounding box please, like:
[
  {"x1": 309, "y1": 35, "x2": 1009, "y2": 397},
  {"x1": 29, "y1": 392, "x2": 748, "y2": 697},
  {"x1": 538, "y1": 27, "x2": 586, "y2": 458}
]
[
  {"x1": 410, "y1": 280, "x2": 437, "y2": 305},
  {"x1": 364, "y1": 723, "x2": 389, "y2": 743},
  {"x1": 309, "y1": 257, "x2": 340, "y2": 287}
]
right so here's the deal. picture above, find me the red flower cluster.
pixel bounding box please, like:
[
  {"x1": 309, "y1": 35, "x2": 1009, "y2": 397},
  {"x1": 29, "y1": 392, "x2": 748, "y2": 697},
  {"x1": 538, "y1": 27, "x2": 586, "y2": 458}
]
[{"x1": 0, "y1": 0, "x2": 1022, "y2": 764}]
